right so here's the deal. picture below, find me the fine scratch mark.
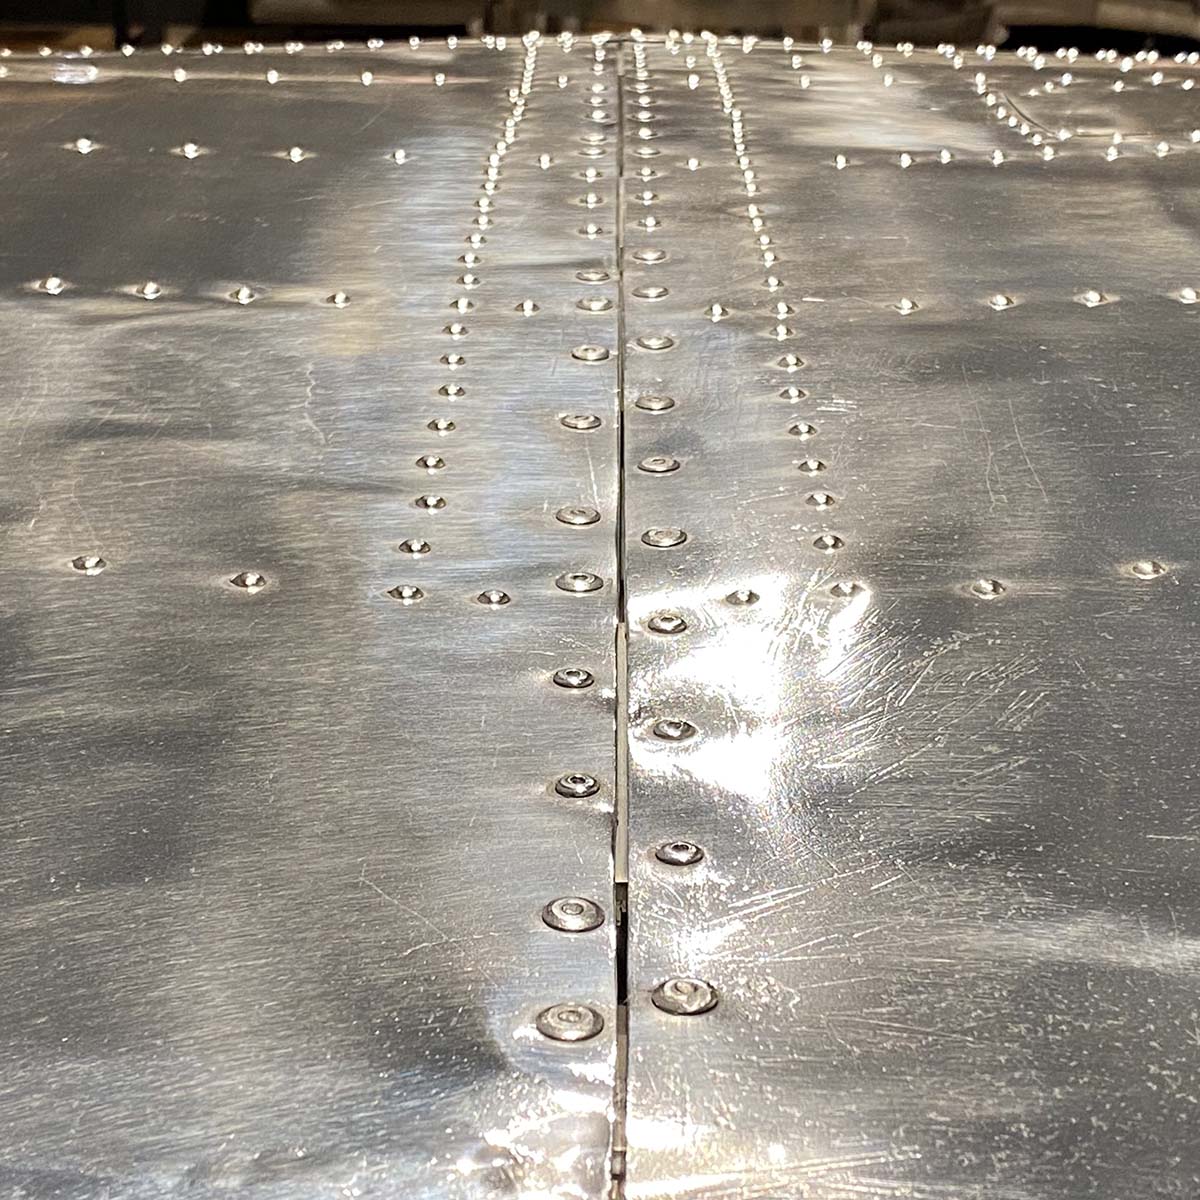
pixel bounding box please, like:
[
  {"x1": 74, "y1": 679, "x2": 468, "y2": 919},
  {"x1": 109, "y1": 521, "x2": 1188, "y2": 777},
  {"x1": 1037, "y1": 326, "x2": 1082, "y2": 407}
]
[
  {"x1": 1007, "y1": 393, "x2": 1047, "y2": 501},
  {"x1": 301, "y1": 362, "x2": 329, "y2": 445}
]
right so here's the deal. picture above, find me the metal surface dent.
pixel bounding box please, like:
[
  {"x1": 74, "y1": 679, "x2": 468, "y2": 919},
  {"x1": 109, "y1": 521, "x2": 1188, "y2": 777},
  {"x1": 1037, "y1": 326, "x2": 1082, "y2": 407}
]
[{"x1": 1, "y1": 28, "x2": 1199, "y2": 1200}]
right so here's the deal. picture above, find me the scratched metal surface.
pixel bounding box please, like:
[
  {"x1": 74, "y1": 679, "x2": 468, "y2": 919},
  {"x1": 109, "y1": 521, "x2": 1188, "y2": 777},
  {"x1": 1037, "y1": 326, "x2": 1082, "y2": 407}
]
[
  {"x1": 621, "y1": 37, "x2": 1200, "y2": 1200},
  {"x1": 0, "y1": 36, "x2": 618, "y2": 1200}
]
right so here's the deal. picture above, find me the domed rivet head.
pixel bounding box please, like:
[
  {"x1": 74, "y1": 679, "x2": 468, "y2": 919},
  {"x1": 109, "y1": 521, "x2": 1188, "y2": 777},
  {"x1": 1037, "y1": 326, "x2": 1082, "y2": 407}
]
[
  {"x1": 136, "y1": 281, "x2": 162, "y2": 300},
  {"x1": 1076, "y1": 289, "x2": 1112, "y2": 307},
  {"x1": 893, "y1": 297, "x2": 919, "y2": 315},
  {"x1": 806, "y1": 491, "x2": 836, "y2": 508},
  {"x1": 633, "y1": 249, "x2": 667, "y2": 264},
  {"x1": 416, "y1": 454, "x2": 445, "y2": 470},
  {"x1": 642, "y1": 527, "x2": 687, "y2": 548},
  {"x1": 555, "y1": 772, "x2": 600, "y2": 798},
  {"x1": 516, "y1": 299, "x2": 540, "y2": 315},
  {"x1": 230, "y1": 571, "x2": 267, "y2": 593},
  {"x1": 814, "y1": 533, "x2": 844, "y2": 552},
  {"x1": 634, "y1": 285, "x2": 670, "y2": 300},
  {"x1": 778, "y1": 354, "x2": 805, "y2": 370},
  {"x1": 1178, "y1": 286, "x2": 1198, "y2": 305},
  {"x1": 437, "y1": 384, "x2": 464, "y2": 398},
  {"x1": 38, "y1": 276, "x2": 67, "y2": 296},
  {"x1": 577, "y1": 296, "x2": 613, "y2": 312},
  {"x1": 655, "y1": 840, "x2": 704, "y2": 866},
  {"x1": 542, "y1": 897, "x2": 604, "y2": 932},
  {"x1": 652, "y1": 718, "x2": 696, "y2": 741},
  {"x1": 571, "y1": 345, "x2": 611, "y2": 363},
  {"x1": 440, "y1": 354, "x2": 465, "y2": 367},
  {"x1": 326, "y1": 291, "x2": 350, "y2": 308},
  {"x1": 576, "y1": 269, "x2": 611, "y2": 283},
  {"x1": 555, "y1": 571, "x2": 604, "y2": 593},
  {"x1": 230, "y1": 285, "x2": 257, "y2": 305},
  {"x1": 285, "y1": 146, "x2": 307, "y2": 163},
  {"x1": 71, "y1": 554, "x2": 107, "y2": 576},
  {"x1": 638, "y1": 455, "x2": 680, "y2": 474},
  {"x1": 444, "y1": 323, "x2": 468, "y2": 337},
  {"x1": 788, "y1": 421, "x2": 817, "y2": 438},
  {"x1": 71, "y1": 137, "x2": 97, "y2": 155},
  {"x1": 477, "y1": 589, "x2": 511, "y2": 606},
  {"x1": 428, "y1": 418, "x2": 456, "y2": 433},
  {"x1": 636, "y1": 334, "x2": 675, "y2": 351},
  {"x1": 969, "y1": 578, "x2": 1006, "y2": 599},
  {"x1": 398, "y1": 538, "x2": 430, "y2": 555},
  {"x1": 636, "y1": 394, "x2": 676, "y2": 414},
  {"x1": 450, "y1": 297, "x2": 475, "y2": 313},
  {"x1": 415, "y1": 494, "x2": 446, "y2": 510},
  {"x1": 780, "y1": 386, "x2": 808, "y2": 401},
  {"x1": 553, "y1": 667, "x2": 595, "y2": 689},
  {"x1": 830, "y1": 580, "x2": 865, "y2": 598},
  {"x1": 387, "y1": 584, "x2": 424, "y2": 603},
  {"x1": 725, "y1": 588, "x2": 759, "y2": 605},
  {"x1": 561, "y1": 413, "x2": 601, "y2": 430},
  {"x1": 651, "y1": 977, "x2": 718, "y2": 1016},
  {"x1": 646, "y1": 612, "x2": 687, "y2": 634},
  {"x1": 797, "y1": 458, "x2": 826, "y2": 474},
  {"x1": 391, "y1": 148, "x2": 407, "y2": 164},
  {"x1": 704, "y1": 302, "x2": 730, "y2": 320},
  {"x1": 989, "y1": 293, "x2": 1016, "y2": 310},
  {"x1": 536, "y1": 1002, "x2": 604, "y2": 1042},
  {"x1": 1130, "y1": 559, "x2": 1167, "y2": 580},
  {"x1": 556, "y1": 505, "x2": 600, "y2": 526}
]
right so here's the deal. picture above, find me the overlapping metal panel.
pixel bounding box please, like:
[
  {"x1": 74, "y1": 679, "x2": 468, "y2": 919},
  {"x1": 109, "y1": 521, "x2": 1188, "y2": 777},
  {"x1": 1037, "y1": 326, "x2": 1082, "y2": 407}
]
[{"x1": 1, "y1": 31, "x2": 1198, "y2": 1200}]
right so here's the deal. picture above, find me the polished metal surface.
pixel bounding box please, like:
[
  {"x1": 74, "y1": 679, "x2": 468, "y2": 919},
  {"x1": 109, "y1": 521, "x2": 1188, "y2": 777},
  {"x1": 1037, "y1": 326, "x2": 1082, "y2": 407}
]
[
  {"x1": 3, "y1": 31, "x2": 1200, "y2": 1200},
  {"x1": 0, "y1": 35, "x2": 618, "y2": 1199},
  {"x1": 622, "y1": 37, "x2": 1200, "y2": 1200}
]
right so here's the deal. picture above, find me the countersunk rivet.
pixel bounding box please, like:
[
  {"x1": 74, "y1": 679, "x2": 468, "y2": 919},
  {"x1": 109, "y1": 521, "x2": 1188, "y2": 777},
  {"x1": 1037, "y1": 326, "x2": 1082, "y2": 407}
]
[
  {"x1": 797, "y1": 458, "x2": 826, "y2": 474},
  {"x1": 542, "y1": 896, "x2": 604, "y2": 932},
  {"x1": 788, "y1": 421, "x2": 817, "y2": 438},
  {"x1": 415, "y1": 494, "x2": 446, "y2": 510},
  {"x1": 652, "y1": 718, "x2": 696, "y2": 741},
  {"x1": 536, "y1": 1002, "x2": 604, "y2": 1041},
  {"x1": 577, "y1": 269, "x2": 611, "y2": 283},
  {"x1": 646, "y1": 612, "x2": 687, "y2": 634},
  {"x1": 1076, "y1": 289, "x2": 1112, "y2": 307},
  {"x1": 725, "y1": 589, "x2": 759, "y2": 605},
  {"x1": 326, "y1": 291, "x2": 350, "y2": 308},
  {"x1": 969, "y1": 578, "x2": 1006, "y2": 599},
  {"x1": 814, "y1": 533, "x2": 844, "y2": 552},
  {"x1": 651, "y1": 977, "x2": 718, "y2": 1016},
  {"x1": 444, "y1": 323, "x2": 468, "y2": 337},
  {"x1": 477, "y1": 589, "x2": 511, "y2": 606},
  {"x1": 230, "y1": 285, "x2": 257, "y2": 305},
  {"x1": 553, "y1": 667, "x2": 595, "y2": 689},
  {"x1": 830, "y1": 580, "x2": 865, "y2": 598},
  {"x1": 441, "y1": 353, "x2": 465, "y2": 367},
  {"x1": 636, "y1": 334, "x2": 675, "y2": 351},
  {"x1": 806, "y1": 491, "x2": 836, "y2": 508},
  {"x1": 136, "y1": 281, "x2": 162, "y2": 300},
  {"x1": 577, "y1": 296, "x2": 613, "y2": 312},
  {"x1": 516, "y1": 299, "x2": 540, "y2": 315},
  {"x1": 398, "y1": 538, "x2": 430, "y2": 554},
  {"x1": 638, "y1": 455, "x2": 680, "y2": 473},
  {"x1": 655, "y1": 840, "x2": 704, "y2": 866},
  {"x1": 387, "y1": 584, "x2": 424, "y2": 603},
  {"x1": 778, "y1": 354, "x2": 805, "y2": 370},
  {"x1": 561, "y1": 413, "x2": 602, "y2": 430},
  {"x1": 438, "y1": 384, "x2": 464, "y2": 397},
  {"x1": 555, "y1": 571, "x2": 604, "y2": 593},
  {"x1": 177, "y1": 141, "x2": 203, "y2": 159},
  {"x1": 634, "y1": 285, "x2": 670, "y2": 300},
  {"x1": 642, "y1": 527, "x2": 687, "y2": 548},
  {"x1": 571, "y1": 345, "x2": 611, "y2": 362},
  {"x1": 893, "y1": 297, "x2": 920, "y2": 315},
  {"x1": 450, "y1": 297, "x2": 475, "y2": 313},
  {"x1": 416, "y1": 454, "x2": 445, "y2": 470},
  {"x1": 704, "y1": 302, "x2": 730, "y2": 320},
  {"x1": 780, "y1": 386, "x2": 808, "y2": 400},
  {"x1": 71, "y1": 136, "x2": 97, "y2": 154},
  {"x1": 556, "y1": 505, "x2": 601, "y2": 526},
  {"x1": 989, "y1": 293, "x2": 1016, "y2": 310},
  {"x1": 230, "y1": 571, "x2": 267, "y2": 593},
  {"x1": 428, "y1": 418, "x2": 456, "y2": 432},
  {"x1": 555, "y1": 772, "x2": 600, "y2": 798},
  {"x1": 38, "y1": 276, "x2": 67, "y2": 295},
  {"x1": 71, "y1": 554, "x2": 107, "y2": 575},
  {"x1": 1130, "y1": 559, "x2": 1168, "y2": 579},
  {"x1": 636, "y1": 395, "x2": 675, "y2": 412},
  {"x1": 285, "y1": 146, "x2": 307, "y2": 163}
]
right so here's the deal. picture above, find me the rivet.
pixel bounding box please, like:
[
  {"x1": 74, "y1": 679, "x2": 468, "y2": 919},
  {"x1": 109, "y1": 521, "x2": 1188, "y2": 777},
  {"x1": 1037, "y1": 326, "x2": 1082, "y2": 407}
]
[
  {"x1": 177, "y1": 141, "x2": 202, "y2": 159},
  {"x1": 441, "y1": 354, "x2": 465, "y2": 367},
  {"x1": 633, "y1": 249, "x2": 667, "y2": 264},
  {"x1": 651, "y1": 977, "x2": 718, "y2": 1016},
  {"x1": 635, "y1": 395, "x2": 675, "y2": 412},
  {"x1": 893, "y1": 297, "x2": 919, "y2": 315},
  {"x1": 561, "y1": 413, "x2": 601, "y2": 430},
  {"x1": 416, "y1": 454, "x2": 445, "y2": 470},
  {"x1": 535, "y1": 1002, "x2": 604, "y2": 1042},
  {"x1": 779, "y1": 386, "x2": 808, "y2": 401},
  {"x1": 813, "y1": 533, "x2": 844, "y2": 552},
  {"x1": 725, "y1": 589, "x2": 759, "y2": 605},
  {"x1": 778, "y1": 354, "x2": 804, "y2": 370},
  {"x1": 230, "y1": 285, "x2": 257, "y2": 305},
  {"x1": 556, "y1": 505, "x2": 600, "y2": 526},
  {"x1": 638, "y1": 455, "x2": 680, "y2": 474},
  {"x1": 788, "y1": 421, "x2": 817, "y2": 438},
  {"x1": 444, "y1": 322, "x2": 468, "y2": 337},
  {"x1": 641, "y1": 527, "x2": 687, "y2": 548},
  {"x1": 797, "y1": 458, "x2": 826, "y2": 474},
  {"x1": 633, "y1": 285, "x2": 670, "y2": 300},
  {"x1": 577, "y1": 269, "x2": 610, "y2": 283},
  {"x1": 553, "y1": 667, "x2": 595, "y2": 689},
  {"x1": 1178, "y1": 287, "x2": 1198, "y2": 304},
  {"x1": 646, "y1": 612, "x2": 687, "y2": 634},
  {"x1": 655, "y1": 840, "x2": 704, "y2": 866},
  {"x1": 542, "y1": 896, "x2": 604, "y2": 932},
  {"x1": 652, "y1": 718, "x2": 696, "y2": 741},
  {"x1": 516, "y1": 299, "x2": 540, "y2": 315},
  {"x1": 230, "y1": 571, "x2": 267, "y2": 593},
  {"x1": 636, "y1": 335, "x2": 675, "y2": 351},
  {"x1": 969, "y1": 578, "x2": 1006, "y2": 599},
  {"x1": 830, "y1": 580, "x2": 865, "y2": 598},
  {"x1": 387, "y1": 584, "x2": 424, "y2": 603},
  {"x1": 326, "y1": 291, "x2": 350, "y2": 308},
  {"x1": 70, "y1": 554, "x2": 107, "y2": 575},
  {"x1": 477, "y1": 589, "x2": 511, "y2": 606},
  {"x1": 1130, "y1": 559, "x2": 1167, "y2": 580},
  {"x1": 555, "y1": 772, "x2": 600, "y2": 798},
  {"x1": 38, "y1": 276, "x2": 67, "y2": 296},
  {"x1": 71, "y1": 137, "x2": 97, "y2": 155},
  {"x1": 806, "y1": 491, "x2": 836, "y2": 508},
  {"x1": 428, "y1": 418, "x2": 456, "y2": 433},
  {"x1": 414, "y1": 494, "x2": 446, "y2": 510},
  {"x1": 391, "y1": 148, "x2": 407, "y2": 164},
  {"x1": 577, "y1": 296, "x2": 613, "y2": 312},
  {"x1": 989, "y1": 293, "x2": 1016, "y2": 310},
  {"x1": 555, "y1": 571, "x2": 604, "y2": 593},
  {"x1": 450, "y1": 297, "x2": 475, "y2": 313},
  {"x1": 398, "y1": 538, "x2": 431, "y2": 555},
  {"x1": 1076, "y1": 288, "x2": 1111, "y2": 307},
  {"x1": 285, "y1": 145, "x2": 307, "y2": 163},
  {"x1": 571, "y1": 345, "x2": 611, "y2": 362},
  {"x1": 136, "y1": 281, "x2": 162, "y2": 300}
]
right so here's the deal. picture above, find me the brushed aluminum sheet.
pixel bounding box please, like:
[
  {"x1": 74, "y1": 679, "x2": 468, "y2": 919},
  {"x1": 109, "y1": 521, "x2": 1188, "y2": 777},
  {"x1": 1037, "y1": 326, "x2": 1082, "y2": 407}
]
[
  {"x1": 0, "y1": 36, "x2": 618, "y2": 1200},
  {"x1": 621, "y1": 37, "x2": 1200, "y2": 1200}
]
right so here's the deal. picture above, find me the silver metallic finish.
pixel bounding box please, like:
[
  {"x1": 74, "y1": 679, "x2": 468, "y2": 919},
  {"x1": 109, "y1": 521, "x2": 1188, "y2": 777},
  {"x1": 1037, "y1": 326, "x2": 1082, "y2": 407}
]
[
  {"x1": 0, "y1": 36, "x2": 617, "y2": 1200},
  {"x1": 553, "y1": 666, "x2": 595, "y2": 689},
  {"x1": 653, "y1": 840, "x2": 704, "y2": 867},
  {"x1": 541, "y1": 896, "x2": 605, "y2": 932},
  {"x1": 649, "y1": 977, "x2": 719, "y2": 1017}
]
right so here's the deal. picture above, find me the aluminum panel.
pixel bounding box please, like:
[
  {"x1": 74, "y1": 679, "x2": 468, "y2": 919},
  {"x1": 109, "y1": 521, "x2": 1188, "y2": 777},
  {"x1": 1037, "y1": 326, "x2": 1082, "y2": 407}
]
[
  {"x1": 621, "y1": 37, "x2": 1200, "y2": 1200},
  {"x1": 0, "y1": 36, "x2": 619, "y2": 1199}
]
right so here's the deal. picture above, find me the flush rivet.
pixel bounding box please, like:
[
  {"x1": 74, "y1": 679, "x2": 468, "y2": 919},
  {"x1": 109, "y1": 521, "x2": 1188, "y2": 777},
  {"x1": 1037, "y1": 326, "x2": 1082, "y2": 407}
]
[
  {"x1": 652, "y1": 718, "x2": 696, "y2": 741},
  {"x1": 230, "y1": 571, "x2": 267, "y2": 592},
  {"x1": 726, "y1": 589, "x2": 759, "y2": 605},
  {"x1": 398, "y1": 539, "x2": 430, "y2": 555},
  {"x1": 477, "y1": 589, "x2": 511, "y2": 606},
  {"x1": 813, "y1": 533, "x2": 844, "y2": 552},
  {"x1": 788, "y1": 421, "x2": 817, "y2": 438},
  {"x1": 542, "y1": 897, "x2": 604, "y2": 932},
  {"x1": 655, "y1": 840, "x2": 704, "y2": 866},
  {"x1": 415, "y1": 494, "x2": 446, "y2": 510},
  {"x1": 969, "y1": 578, "x2": 1006, "y2": 599},
  {"x1": 428, "y1": 418, "x2": 456, "y2": 433},
  {"x1": 1130, "y1": 559, "x2": 1167, "y2": 579},
  {"x1": 71, "y1": 554, "x2": 107, "y2": 576},
  {"x1": 387, "y1": 584, "x2": 423, "y2": 603}
]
